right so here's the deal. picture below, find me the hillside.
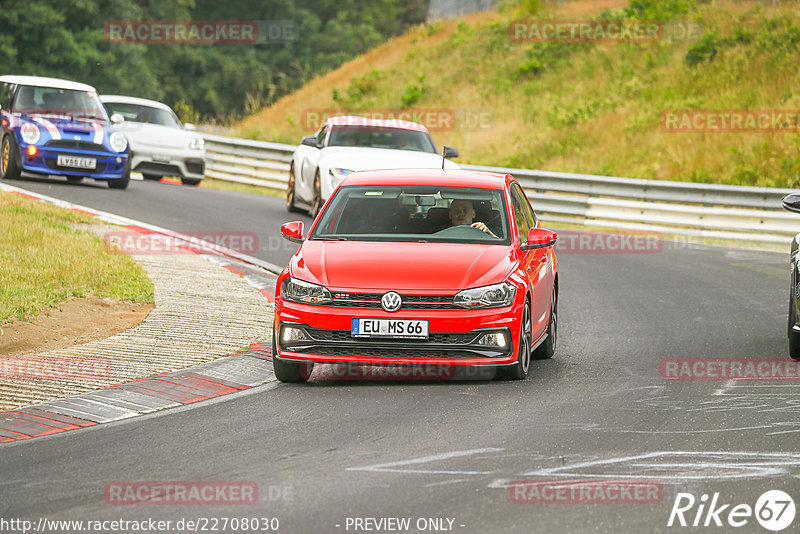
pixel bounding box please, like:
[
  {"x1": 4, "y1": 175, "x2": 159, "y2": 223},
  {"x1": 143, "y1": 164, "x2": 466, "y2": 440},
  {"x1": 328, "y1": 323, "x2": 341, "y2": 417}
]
[{"x1": 236, "y1": 0, "x2": 800, "y2": 188}]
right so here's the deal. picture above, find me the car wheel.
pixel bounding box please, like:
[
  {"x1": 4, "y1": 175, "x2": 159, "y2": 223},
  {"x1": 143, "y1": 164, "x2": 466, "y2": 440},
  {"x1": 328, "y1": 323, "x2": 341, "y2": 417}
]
[
  {"x1": 498, "y1": 298, "x2": 532, "y2": 380},
  {"x1": 532, "y1": 286, "x2": 557, "y2": 360},
  {"x1": 286, "y1": 163, "x2": 300, "y2": 213},
  {"x1": 66, "y1": 176, "x2": 83, "y2": 184},
  {"x1": 272, "y1": 328, "x2": 313, "y2": 383},
  {"x1": 790, "y1": 293, "x2": 800, "y2": 361},
  {"x1": 311, "y1": 170, "x2": 322, "y2": 217},
  {"x1": 1, "y1": 135, "x2": 21, "y2": 180},
  {"x1": 108, "y1": 157, "x2": 131, "y2": 190},
  {"x1": 182, "y1": 178, "x2": 201, "y2": 186},
  {"x1": 142, "y1": 173, "x2": 162, "y2": 181}
]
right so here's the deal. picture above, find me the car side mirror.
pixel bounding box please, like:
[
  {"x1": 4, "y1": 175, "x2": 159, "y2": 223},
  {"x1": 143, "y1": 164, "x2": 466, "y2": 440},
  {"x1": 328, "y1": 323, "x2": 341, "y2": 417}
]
[
  {"x1": 783, "y1": 193, "x2": 800, "y2": 214},
  {"x1": 521, "y1": 227, "x2": 557, "y2": 250},
  {"x1": 183, "y1": 123, "x2": 196, "y2": 131},
  {"x1": 281, "y1": 221, "x2": 305, "y2": 243},
  {"x1": 442, "y1": 145, "x2": 459, "y2": 159},
  {"x1": 301, "y1": 135, "x2": 320, "y2": 148},
  {"x1": 110, "y1": 113, "x2": 124, "y2": 125}
]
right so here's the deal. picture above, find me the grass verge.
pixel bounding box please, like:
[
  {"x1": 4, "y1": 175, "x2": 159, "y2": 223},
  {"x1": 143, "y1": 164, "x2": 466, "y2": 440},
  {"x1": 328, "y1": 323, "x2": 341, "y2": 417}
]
[{"x1": 0, "y1": 191, "x2": 154, "y2": 324}]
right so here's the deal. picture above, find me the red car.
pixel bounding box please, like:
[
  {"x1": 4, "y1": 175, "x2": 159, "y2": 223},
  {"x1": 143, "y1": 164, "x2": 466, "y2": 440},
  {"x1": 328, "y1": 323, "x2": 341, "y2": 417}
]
[{"x1": 273, "y1": 169, "x2": 558, "y2": 382}]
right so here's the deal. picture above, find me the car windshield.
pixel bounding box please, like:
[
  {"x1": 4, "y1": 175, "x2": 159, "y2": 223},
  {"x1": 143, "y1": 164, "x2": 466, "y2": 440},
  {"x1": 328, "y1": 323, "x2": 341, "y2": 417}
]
[
  {"x1": 102, "y1": 102, "x2": 182, "y2": 128},
  {"x1": 327, "y1": 125, "x2": 437, "y2": 153},
  {"x1": 312, "y1": 185, "x2": 510, "y2": 244},
  {"x1": 13, "y1": 86, "x2": 108, "y2": 120}
]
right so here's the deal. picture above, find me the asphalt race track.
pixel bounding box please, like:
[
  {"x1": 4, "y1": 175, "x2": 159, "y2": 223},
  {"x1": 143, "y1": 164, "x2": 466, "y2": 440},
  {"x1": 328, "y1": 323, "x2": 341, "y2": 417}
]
[{"x1": 1, "y1": 175, "x2": 797, "y2": 533}]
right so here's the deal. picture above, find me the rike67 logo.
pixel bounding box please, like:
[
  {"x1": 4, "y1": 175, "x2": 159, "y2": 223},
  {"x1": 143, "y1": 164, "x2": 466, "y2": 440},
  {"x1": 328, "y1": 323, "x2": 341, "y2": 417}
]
[{"x1": 668, "y1": 490, "x2": 795, "y2": 531}]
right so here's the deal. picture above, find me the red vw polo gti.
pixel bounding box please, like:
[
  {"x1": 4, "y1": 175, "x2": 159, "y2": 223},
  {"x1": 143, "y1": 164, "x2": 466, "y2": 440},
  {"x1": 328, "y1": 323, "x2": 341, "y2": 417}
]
[{"x1": 273, "y1": 169, "x2": 558, "y2": 382}]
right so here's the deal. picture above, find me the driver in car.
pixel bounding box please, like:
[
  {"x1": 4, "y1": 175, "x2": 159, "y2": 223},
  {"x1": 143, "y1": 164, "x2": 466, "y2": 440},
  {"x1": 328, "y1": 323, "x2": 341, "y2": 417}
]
[{"x1": 448, "y1": 199, "x2": 498, "y2": 237}]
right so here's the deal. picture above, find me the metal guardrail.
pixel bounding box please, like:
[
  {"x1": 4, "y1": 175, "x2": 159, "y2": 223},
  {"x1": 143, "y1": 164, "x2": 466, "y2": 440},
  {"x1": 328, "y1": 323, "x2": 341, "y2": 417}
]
[{"x1": 202, "y1": 133, "x2": 800, "y2": 245}]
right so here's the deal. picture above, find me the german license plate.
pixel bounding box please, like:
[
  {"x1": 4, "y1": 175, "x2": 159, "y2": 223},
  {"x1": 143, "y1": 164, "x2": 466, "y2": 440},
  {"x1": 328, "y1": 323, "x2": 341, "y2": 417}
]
[
  {"x1": 57, "y1": 155, "x2": 96, "y2": 169},
  {"x1": 152, "y1": 154, "x2": 171, "y2": 163},
  {"x1": 352, "y1": 318, "x2": 428, "y2": 339}
]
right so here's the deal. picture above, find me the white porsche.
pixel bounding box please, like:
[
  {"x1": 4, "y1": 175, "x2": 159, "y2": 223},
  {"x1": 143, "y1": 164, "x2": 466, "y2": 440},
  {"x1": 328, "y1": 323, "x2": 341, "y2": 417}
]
[
  {"x1": 287, "y1": 116, "x2": 460, "y2": 215},
  {"x1": 100, "y1": 95, "x2": 206, "y2": 186}
]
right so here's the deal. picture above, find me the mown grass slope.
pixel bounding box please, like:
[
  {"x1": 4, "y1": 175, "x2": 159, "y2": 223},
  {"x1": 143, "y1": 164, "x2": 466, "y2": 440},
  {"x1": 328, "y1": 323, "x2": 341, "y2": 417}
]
[{"x1": 236, "y1": 0, "x2": 800, "y2": 188}]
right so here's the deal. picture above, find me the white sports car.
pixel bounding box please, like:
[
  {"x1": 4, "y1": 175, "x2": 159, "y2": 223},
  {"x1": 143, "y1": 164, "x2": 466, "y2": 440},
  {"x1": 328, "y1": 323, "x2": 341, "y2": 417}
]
[
  {"x1": 287, "y1": 116, "x2": 460, "y2": 215},
  {"x1": 100, "y1": 95, "x2": 206, "y2": 186}
]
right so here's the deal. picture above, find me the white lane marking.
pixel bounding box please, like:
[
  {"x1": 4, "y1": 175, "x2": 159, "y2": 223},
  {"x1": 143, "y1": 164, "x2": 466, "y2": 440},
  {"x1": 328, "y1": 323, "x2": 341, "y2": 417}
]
[
  {"x1": 423, "y1": 479, "x2": 469, "y2": 488},
  {"x1": 347, "y1": 448, "x2": 503, "y2": 475},
  {"x1": 518, "y1": 451, "x2": 800, "y2": 481}
]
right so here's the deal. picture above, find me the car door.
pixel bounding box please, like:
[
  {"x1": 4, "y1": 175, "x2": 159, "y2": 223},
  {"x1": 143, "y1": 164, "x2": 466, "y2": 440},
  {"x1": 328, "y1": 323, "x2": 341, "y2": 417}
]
[
  {"x1": 0, "y1": 82, "x2": 16, "y2": 136},
  {"x1": 510, "y1": 183, "x2": 551, "y2": 340},
  {"x1": 298, "y1": 125, "x2": 327, "y2": 202}
]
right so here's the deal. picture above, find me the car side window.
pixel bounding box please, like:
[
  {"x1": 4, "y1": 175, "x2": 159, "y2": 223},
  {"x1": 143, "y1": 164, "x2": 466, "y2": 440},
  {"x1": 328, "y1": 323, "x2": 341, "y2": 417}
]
[
  {"x1": 0, "y1": 83, "x2": 15, "y2": 110},
  {"x1": 512, "y1": 183, "x2": 537, "y2": 228},
  {"x1": 316, "y1": 126, "x2": 328, "y2": 147},
  {"x1": 510, "y1": 187, "x2": 531, "y2": 244}
]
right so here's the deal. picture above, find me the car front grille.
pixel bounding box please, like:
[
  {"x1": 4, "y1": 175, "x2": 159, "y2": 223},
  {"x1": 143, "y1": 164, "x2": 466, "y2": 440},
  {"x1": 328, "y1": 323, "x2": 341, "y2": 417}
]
[
  {"x1": 280, "y1": 326, "x2": 510, "y2": 359},
  {"x1": 135, "y1": 162, "x2": 182, "y2": 176},
  {"x1": 330, "y1": 293, "x2": 457, "y2": 310},
  {"x1": 46, "y1": 140, "x2": 107, "y2": 152}
]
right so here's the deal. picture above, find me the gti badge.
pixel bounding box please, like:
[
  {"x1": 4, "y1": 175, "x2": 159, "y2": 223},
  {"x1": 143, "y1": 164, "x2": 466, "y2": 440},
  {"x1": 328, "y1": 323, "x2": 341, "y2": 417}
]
[{"x1": 381, "y1": 291, "x2": 402, "y2": 312}]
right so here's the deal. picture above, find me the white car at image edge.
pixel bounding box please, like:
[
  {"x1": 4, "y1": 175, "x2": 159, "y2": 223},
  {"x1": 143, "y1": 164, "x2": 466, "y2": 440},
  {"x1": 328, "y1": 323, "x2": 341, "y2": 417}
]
[
  {"x1": 100, "y1": 95, "x2": 206, "y2": 186},
  {"x1": 287, "y1": 115, "x2": 460, "y2": 215}
]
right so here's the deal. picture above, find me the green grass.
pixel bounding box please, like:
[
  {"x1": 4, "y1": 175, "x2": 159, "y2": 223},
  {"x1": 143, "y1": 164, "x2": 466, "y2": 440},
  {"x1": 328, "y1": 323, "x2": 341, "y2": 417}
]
[
  {"x1": 237, "y1": 0, "x2": 800, "y2": 188},
  {"x1": 0, "y1": 191, "x2": 154, "y2": 324},
  {"x1": 200, "y1": 177, "x2": 283, "y2": 197}
]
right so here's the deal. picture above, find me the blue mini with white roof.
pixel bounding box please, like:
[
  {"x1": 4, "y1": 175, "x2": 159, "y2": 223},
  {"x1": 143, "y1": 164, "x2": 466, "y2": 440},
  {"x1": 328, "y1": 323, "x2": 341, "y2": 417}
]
[{"x1": 0, "y1": 75, "x2": 131, "y2": 189}]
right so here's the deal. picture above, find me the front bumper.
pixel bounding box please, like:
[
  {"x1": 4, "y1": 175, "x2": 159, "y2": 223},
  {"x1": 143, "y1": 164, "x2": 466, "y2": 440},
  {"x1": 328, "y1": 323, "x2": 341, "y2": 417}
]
[
  {"x1": 274, "y1": 299, "x2": 523, "y2": 366},
  {"x1": 20, "y1": 145, "x2": 129, "y2": 179},
  {"x1": 130, "y1": 145, "x2": 205, "y2": 180}
]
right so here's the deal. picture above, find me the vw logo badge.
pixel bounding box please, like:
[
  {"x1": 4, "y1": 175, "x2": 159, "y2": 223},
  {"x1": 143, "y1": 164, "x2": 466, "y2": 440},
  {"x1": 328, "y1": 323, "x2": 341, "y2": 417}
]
[{"x1": 381, "y1": 291, "x2": 402, "y2": 312}]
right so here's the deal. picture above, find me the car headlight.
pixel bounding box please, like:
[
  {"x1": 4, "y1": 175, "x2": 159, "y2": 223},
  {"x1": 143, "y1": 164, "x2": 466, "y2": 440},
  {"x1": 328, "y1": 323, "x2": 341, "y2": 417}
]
[
  {"x1": 281, "y1": 277, "x2": 332, "y2": 305},
  {"x1": 329, "y1": 168, "x2": 354, "y2": 182},
  {"x1": 109, "y1": 132, "x2": 128, "y2": 153},
  {"x1": 453, "y1": 282, "x2": 516, "y2": 309},
  {"x1": 20, "y1": 123, "x2": 40, "y2": 145},
  {"x1": 189, "y1": 137, "x2": 205, "y2": 150}
]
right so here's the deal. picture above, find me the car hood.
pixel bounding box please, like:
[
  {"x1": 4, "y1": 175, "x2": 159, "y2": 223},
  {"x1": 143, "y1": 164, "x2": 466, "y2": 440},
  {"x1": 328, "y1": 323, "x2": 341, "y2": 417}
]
[
  {"x1": 289, "y1": 240, "x2": 514, "y2": 291},
  {"x1": 320, "y1": 147, "x2": 459, "y2": 171},
  {"x1": 25, "y1": 115, "x2": 107, "y2": 144},
  {"x1": 115, "y1": 122, "x2": 191, "y2": 150}
]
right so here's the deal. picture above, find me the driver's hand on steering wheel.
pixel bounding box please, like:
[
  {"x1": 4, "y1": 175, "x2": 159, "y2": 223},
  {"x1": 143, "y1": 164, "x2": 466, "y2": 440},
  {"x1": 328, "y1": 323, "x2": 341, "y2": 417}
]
[{"x1": 470, "y1": 222, "x2": 498, "y2": 238}]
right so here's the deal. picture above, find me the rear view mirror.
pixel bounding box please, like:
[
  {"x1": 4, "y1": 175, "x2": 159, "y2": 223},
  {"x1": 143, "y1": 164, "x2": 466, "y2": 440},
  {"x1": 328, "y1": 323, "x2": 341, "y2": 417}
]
[
  {"x1": 783, "y1": 193, "x2": 800, "y2": 214},
  {"x1": 281, "y1": 221, "x2": 305, "y2": 243},
  {"x1": 442, "y1": 145, "x2": 459, "y2": 159},
  {"x1": 301, "y1": 135, "x2": 319, "y2": 148},
  {"x1": 521, "y1": 228, "x2": 557, "y2": 250}
]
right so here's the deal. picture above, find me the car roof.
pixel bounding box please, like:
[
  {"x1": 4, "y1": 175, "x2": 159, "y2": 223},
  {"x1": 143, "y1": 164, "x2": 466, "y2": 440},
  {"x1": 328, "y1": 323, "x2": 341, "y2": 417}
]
[
  {"x1": 341, "y1": 168, "x2": 511, "y2": 189},
  {"x1": 99, "y1": 95, "x2": 173, "y2": 111},
  {"x1": 324, "y1": 115, "x2": 429, "y2": 133},
  {"x1": 0, "y1": 75, "x2": 97, "y2": 92}
]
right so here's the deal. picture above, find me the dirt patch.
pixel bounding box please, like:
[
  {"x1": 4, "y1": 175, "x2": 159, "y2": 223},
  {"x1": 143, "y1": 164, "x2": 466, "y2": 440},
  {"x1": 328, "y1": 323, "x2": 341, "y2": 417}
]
[{"x1": 0, "y1": 297, "x2": 154, "y2": 358}]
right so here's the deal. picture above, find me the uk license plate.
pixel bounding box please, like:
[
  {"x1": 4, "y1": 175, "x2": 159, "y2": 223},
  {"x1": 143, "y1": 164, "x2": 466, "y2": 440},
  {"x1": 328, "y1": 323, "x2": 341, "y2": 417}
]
[
  {"x1": 57, "y1": 155, "x2": 96, "y2": 169},
  {"x1": 351, "y1": 318, "x2": 428, "y2": 339}
]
